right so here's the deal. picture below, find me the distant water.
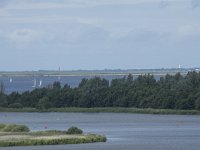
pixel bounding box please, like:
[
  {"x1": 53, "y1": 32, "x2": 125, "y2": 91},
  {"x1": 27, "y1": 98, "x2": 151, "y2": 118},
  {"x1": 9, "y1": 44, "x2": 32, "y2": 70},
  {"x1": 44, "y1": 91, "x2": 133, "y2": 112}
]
[
  {"x1": 0, "y1": 113, "x2": 200, "y2": 150},
  {"x1": 0, "y1": 75, "x2": 163, "y2": 94}
]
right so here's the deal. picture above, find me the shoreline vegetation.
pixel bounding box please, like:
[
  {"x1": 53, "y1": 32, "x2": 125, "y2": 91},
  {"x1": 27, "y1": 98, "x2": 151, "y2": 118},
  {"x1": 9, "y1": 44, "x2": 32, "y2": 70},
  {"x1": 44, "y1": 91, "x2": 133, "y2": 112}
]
[
  {"x1": 1, "y1": 71, "x2": 200, "y2": 114},
  {"x1": 0, "y1": 107, "x2": 200, "y2": 115},
  {"x1": 0, "y1": 124, "x2": 106, "y2": 147}
]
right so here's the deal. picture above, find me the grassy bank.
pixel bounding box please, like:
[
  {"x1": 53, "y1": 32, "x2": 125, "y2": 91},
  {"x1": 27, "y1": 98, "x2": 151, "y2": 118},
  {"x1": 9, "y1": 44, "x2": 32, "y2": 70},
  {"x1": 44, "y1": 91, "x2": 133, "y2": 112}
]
[
  {"x1": 0, "y1": 124, "x2": 106, "y2": 147},
  {"x1": 0, "y1": 133, "x2": 106, "y2": 147},
  {"x1": 0, "y1": 107, "x2": 200, "y2": 115}
]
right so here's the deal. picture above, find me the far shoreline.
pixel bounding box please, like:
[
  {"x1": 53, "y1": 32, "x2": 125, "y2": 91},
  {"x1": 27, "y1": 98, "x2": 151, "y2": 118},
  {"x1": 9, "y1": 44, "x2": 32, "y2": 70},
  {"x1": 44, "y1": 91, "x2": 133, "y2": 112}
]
[
  {"x1": 0, "y1": 68, "x2": 191, "y2": 77},
  {"x1": 0, "y1": 107, "x2": 199, "y2": 115}
]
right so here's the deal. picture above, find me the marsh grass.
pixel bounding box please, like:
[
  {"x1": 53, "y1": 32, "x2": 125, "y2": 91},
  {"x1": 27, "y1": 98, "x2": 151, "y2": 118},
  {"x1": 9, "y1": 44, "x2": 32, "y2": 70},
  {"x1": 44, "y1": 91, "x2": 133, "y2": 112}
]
[
  {"x1": 30, "y1": 130, "x2": 67, "y2": 136},
  {"x1": 0, "y1": 107, "x2": 199, "y2": 115},
  {"x1": 34, "y1": 107, "x2": 200, "y2": 115},
  {"x1": 0, "y1": 124, "x2": 29, "y2": 132},
  {"x1": 0, "y1": 133, "x2": 106, "y2": 147},
  {"x1": 0, "y1": 125, "x2": 106, "y2": 147}
]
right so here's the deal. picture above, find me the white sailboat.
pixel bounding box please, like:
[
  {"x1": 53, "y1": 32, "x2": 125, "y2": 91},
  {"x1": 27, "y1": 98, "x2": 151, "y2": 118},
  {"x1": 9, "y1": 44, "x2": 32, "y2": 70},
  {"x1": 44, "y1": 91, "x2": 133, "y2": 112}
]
[
  {"x1": 32, "y1": 79, "x2": 37, "y2": 88},
  {"x1": 9, "y1": 78, "x2": 13, "y2": 83},
  {"x1": 38, "y1": 80, "x2": 42, "y2": 87}
]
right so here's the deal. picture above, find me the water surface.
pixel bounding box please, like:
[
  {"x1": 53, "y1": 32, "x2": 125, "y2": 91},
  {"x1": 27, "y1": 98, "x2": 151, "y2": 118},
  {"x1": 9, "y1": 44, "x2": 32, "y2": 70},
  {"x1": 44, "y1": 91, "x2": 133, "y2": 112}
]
[{"x1": 0, "y1": 113, "x2": 200, "y2": 150}]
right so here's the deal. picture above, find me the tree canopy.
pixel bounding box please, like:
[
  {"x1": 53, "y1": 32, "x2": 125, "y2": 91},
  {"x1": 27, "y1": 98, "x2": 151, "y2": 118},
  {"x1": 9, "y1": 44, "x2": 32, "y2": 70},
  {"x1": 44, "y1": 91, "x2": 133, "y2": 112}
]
[{"x1": 1, "y1": 71, "x2": 200, "y2": 110}]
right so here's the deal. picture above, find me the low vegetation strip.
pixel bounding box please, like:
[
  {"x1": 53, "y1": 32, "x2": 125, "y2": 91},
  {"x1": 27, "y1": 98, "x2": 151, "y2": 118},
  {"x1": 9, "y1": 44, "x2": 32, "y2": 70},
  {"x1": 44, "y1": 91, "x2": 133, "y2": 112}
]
[
  {"x1": 0, "y1": 124, "x2": 29, "y2": 132},
  {"x1": 0, "y1": 124, "x2": 106, "y2": 147},
  {"x1": 0, "y1": 107, "x2": 200, "y2": 115},
  {"x1": 48, "y1": 107, "x2": 200, "y2": 115},
  {"x1": 0, "y1": 134, "x2": 106, "y2": 147}
]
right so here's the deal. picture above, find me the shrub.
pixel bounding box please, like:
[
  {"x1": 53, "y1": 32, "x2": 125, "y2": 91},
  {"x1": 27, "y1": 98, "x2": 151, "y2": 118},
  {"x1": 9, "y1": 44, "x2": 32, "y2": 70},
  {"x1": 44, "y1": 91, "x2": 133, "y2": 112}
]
[
  {"x1": 0, "y1": 94, "x2": 8, "y2": 107},
  {"x1": 67, "y1": 126, "x2": 83, "y2": 134},
  {"x1": 37, "y1": 97, "x2": 52, "y2": 110},
  {"x1": 1, "y1": 124, "x2": 30, "y2": 132},
  {"x1": 11, "y1": 124, "x2": 30, "y2": 132},
  {"x1": 195, "y1": 98, "x2": 200, "y2": 110},
  {"x1": 0, "y1": 124, "x2": 6, "y2": 129},
  {"x1": 8, "y1": 103, "x2": 23, "y2": 109}
]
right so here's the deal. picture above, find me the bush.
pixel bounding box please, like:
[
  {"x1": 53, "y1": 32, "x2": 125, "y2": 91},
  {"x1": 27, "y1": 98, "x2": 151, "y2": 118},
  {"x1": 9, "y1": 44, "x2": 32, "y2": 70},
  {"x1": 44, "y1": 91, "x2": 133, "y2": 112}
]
[
  {"x1": 8, "y1": 103, "x2": 23, "y2": 109},
  {"x1": 0, "y1": 94, "x2": 8, "y2": 107},
  {"x1": 195, "y1": 98, "x2": 200, "y2": 110},
  {"x1": 37, "y1": 97, "x2": 52, "y2": 110},
  {"x1": 66, "y1": 126, "x2": 83, "y2": 134},
  {"x1": 11, "y1": 124, "x2": 30, "y2": 132},
  {"x1": 0, "y1": 124, "x2": 6, "y2": 129},
  {"x1": 0, "y1": 124, "x2": 30, "y2": 132}
]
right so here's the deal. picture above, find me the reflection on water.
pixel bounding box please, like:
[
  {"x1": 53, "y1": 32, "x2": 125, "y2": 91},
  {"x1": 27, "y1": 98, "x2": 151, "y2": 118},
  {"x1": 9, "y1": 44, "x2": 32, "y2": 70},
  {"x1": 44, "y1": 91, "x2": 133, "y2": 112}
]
[{"x1": 0, "y1": 113, "x2": 200, "y2": 150}]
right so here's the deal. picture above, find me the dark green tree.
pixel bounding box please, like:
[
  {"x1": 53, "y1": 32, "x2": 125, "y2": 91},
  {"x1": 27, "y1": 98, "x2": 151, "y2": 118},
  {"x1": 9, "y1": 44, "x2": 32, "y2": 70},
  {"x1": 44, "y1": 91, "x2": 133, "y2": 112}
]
[{"x1": 37, "y1": 96, "x2": 52, "y2": 109}]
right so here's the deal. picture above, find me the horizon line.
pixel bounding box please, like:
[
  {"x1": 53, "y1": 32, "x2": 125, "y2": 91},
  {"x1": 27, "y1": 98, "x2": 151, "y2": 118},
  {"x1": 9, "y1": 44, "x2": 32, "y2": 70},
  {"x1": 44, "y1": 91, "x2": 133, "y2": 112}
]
[{"x1": 0, "y1": 67, "x2": 200, "y2": 72}]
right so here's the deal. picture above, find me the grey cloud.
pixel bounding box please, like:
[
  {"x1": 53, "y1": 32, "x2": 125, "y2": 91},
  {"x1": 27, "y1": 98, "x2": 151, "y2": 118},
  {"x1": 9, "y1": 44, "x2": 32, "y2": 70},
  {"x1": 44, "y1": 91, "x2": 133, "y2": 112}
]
[
  {"x1": 160, "y1": 0, "x2": 171, "y2": 8},
  {"x1": 118, "y1": 29, "x2": 162, "y2": 43},
  {"x1": 0, "y1": 0, "x2": 200, "y2": 70},
  {"x1": 0, "y1": 0, "x2": 10, "y2": 8},
  {"x1": 191, "y1": 0, "x2": 200, "y2": 8},
  {"x1": 14, "y1": 29, "x2": 30, "y2": 36},
  {"x1": 78, "y1": 27, "x2": 109, "y2": 43},
  {"x1": 42, "y1": 23, "x2": 110, "y2": 46},
  {"x1": 0, "y1": 29, "x2": 44, "y2": 49}
]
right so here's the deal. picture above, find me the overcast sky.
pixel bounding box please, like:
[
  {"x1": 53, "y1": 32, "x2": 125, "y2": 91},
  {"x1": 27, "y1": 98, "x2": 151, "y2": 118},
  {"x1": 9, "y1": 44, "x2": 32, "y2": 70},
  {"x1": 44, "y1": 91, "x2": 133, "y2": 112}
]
[{"x1": 0, "y1": 0, "x2": 200, "y2": 71}]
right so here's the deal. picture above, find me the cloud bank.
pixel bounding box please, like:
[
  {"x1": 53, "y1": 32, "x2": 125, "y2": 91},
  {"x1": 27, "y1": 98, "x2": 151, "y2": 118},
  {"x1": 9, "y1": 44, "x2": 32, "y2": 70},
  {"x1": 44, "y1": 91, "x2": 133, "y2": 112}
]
[{"x1": 0, "y1": 0, "x2": 200, "y2": 70}]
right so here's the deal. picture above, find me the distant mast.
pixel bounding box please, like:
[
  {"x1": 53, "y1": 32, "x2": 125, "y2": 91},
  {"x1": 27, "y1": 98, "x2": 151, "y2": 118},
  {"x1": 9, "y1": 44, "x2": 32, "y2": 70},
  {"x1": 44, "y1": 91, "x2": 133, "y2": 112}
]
[{"x1": 58, "y1": 66, "x2": 61, "y2": 81}]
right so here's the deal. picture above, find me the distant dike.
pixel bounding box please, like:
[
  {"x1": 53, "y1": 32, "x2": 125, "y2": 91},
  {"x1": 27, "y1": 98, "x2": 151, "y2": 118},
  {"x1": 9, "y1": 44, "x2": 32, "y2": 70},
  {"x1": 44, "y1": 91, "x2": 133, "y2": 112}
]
[{"x1": 0, "y1": 68, "x2": 198, "y2": 77}]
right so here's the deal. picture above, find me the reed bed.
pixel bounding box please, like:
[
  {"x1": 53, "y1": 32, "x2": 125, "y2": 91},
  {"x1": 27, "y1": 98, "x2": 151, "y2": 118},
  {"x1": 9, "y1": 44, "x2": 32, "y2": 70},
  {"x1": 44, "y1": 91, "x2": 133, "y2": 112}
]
[
  {"x1": 0, "y1": 124, "x2": 106, "y2": 147},
  {"x1": 0, "y1": 107, "x2": 199, "y2": 115}
]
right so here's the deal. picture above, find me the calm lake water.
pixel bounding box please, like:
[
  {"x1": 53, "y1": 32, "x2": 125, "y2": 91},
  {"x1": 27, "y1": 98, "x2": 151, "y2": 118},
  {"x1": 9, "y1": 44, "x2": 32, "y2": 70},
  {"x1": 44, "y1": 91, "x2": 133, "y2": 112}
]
[
  {"x1": 0, "y1": 113, "x2": 200, "y2": 150},
  {"x1": 0, "y1": 75, "x2": 163, "y2": 94},
  {"x1": 0, "y1": 75, "x2": 123, "y2": 94}
]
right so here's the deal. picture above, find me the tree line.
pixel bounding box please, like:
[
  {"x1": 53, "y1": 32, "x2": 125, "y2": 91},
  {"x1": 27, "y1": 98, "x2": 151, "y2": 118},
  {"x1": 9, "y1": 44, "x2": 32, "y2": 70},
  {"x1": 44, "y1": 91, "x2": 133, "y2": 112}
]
[{"x1": 0, "y1": 71, "x2": 200, "y2": 110}]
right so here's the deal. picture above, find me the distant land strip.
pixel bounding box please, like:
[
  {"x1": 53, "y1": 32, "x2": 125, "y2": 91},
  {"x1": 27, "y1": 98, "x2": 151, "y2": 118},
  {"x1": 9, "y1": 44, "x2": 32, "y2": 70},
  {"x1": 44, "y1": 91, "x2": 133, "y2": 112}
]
[{"x1": 0, "y1": 69, "x2": 194, "y2": 77}]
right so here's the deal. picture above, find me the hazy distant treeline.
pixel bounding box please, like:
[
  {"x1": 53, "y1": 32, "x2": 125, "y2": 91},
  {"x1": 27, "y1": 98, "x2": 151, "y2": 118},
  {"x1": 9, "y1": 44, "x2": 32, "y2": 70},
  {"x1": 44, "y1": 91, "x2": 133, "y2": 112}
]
[{"x1": 0, "y1": 71, "x2": 200, "y2": 110}]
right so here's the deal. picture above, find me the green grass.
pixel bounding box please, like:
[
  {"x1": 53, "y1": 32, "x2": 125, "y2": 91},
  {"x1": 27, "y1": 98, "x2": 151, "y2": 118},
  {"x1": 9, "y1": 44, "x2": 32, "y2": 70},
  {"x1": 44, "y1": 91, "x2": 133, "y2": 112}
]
[
  {"x1": 29, "y1": 130, "x2": 67, "y2": 136},
  {"x1": 0, "y1": 107, "x2": 200, "y2": 115},
  {"x1": 0, "y1": 133, "x2": 106, "y2": 147},
  {"x1": 0, "y1": 125, "x2": 106, "y2": 147},
  {"x1": 0, "y1": 124, "x2": 30, "y2": 132}
]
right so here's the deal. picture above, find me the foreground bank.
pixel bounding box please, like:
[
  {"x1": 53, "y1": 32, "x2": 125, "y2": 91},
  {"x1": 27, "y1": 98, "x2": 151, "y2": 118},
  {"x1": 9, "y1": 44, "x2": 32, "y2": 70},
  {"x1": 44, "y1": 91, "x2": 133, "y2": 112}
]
[
  {"x1": 0, "y1": 124, "x2": 106, "y2": 147},
  {"x1": 0, "y1": 107, "x2": 200, "y2": 115}
]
